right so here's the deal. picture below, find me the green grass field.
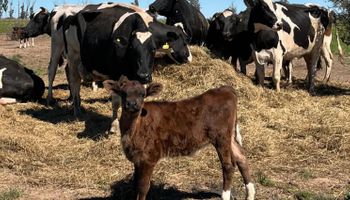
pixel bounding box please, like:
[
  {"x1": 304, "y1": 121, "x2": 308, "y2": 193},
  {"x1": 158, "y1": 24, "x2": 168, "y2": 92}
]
[{"x1": 0, "y1": 19, "x2": 29, "y2": 34}]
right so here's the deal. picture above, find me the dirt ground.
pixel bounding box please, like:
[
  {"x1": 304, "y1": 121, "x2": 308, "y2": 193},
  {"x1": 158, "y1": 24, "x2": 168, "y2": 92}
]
[{"x1": 1, "y1": 35, "x2": 350, "y2": 200}]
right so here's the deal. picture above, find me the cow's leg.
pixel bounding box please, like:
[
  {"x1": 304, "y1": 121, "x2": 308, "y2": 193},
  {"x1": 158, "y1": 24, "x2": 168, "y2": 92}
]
[
  {"x1": 239, "y1": 57, "x2": 248, "y2": 75},
  {"x1": 304, "y1": 54, "x2": 318, "y2": 94},
  {"x1": 254, "y1": 63, "x2": 265, "y2": 86},
  {"x1": 47, "y1": 40, "x2": 64, "y2": 105},
  {"x1": 67, "y1": 49, "x2": 82, "y2": 116},
  {"x1": 110, "y1": 93, "x2": 121, "y2": 133},
  {"x1": 231, "y1": 136, "x2": 255, "y2": 200},
  {"x1": 215, "y1": 140, "x2": 234, "y2": 200},
  {"x1": 273, "y1": 51, "x2": 283, "y2": 92},
  {"x1": 282, "y1": 60, "x2": 292, "y2": 84},
  {"x1": 135, "y1": 162, "x2": 155, "y2": 200},
  {"x1": 31, "y1": 38, "x2": 35, "y2": 47},
  {"x1": 19, "y1": 40, "x2": 23, "y2": 48},
  {"x1": 92, "y1": 81, "x2": 98, "y2": 92}
]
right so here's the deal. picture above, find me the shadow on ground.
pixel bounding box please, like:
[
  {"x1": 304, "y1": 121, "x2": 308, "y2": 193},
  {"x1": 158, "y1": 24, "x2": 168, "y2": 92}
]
[
  {"x1": 291, "y1": 79, "x2": 350, "y2": 96},
  {"x1": 20, "y1": 106, "x2": 112, "y2": 140},
  {"x1": 79, "y1": 176, "x2": 221, "y2": 200}
]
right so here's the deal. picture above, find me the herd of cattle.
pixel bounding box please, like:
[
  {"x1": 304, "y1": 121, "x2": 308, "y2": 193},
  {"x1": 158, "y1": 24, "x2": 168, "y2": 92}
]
[{"x1": 0, "y1": 0, "x2": 346, "y2": 199}]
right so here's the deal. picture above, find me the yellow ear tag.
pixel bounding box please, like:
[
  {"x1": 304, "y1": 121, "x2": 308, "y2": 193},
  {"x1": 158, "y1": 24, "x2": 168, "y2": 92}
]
[
  {"x1": 116, "y1": 38, "x2": 121, "y2": 43},
  {"x1": 162, "y1": 43, "x2": 170, "y2": 50}
]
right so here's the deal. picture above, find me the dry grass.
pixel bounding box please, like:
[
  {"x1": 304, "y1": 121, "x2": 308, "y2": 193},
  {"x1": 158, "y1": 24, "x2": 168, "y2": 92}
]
[{"x1": 1, "y1": 38, "x2": 350, "y2": 199}]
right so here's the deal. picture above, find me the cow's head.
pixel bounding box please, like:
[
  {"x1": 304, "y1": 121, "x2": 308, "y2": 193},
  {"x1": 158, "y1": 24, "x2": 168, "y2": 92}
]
[
  {"x1": 211, "y1": 10, "x2": 240, "y2": 41},
  {"x1": 25, "y1": 7, "x2": 50, "y2": 37},
  {"x1": 247, "y1": 0, "x2": 283, "y2": 33},
  {"x1": 103, "y1": 76, "x2": 162, "y2": 113},
  {"x1": 126, "y1": 31, "x2": 157, "y2": 83},
  {"x1": 163, "y1": 23, "x2": 192, "y2": 63},
  {"x1": 149, "y1": 0, "x2": 176, "y2": 16}
]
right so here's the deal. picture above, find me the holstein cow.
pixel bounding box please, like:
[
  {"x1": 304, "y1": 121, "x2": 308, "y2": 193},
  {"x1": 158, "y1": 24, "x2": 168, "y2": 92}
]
[
  {"x1": 63, "y1": 4, "x2": 192, "y2": 116},
  {"x1": 149, "y1": 0, "x2": 209, "y2": 45},
  {"x1": 247, "y1": 0, "x2": 333, "y2": 93},
  {"x1": 0, "y1": 55, "x2": 44, "y2": 104},
  {"x1": 63, "y1": 6, "x2": 157, "y2": 116},
  {"x1": 103, "y1": 76, "x2": 255, "y2": 200},
  {"x1": 24, "y1": 3, "x2": 191, "y2": 105},
  {"x1": 12, "y1": 27, "x2": 35, "y2": 48}
]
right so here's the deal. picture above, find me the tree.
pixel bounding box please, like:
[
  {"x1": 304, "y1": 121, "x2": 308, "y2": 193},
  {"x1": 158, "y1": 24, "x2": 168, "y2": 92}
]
[
  {"x1": 8, "y1": 0, "x2": 13, "y2": 18},
  {"x1": 228, "y1": 2, "x2": 237, "y2": 14},
  {"x1": 188, "y1": 0, "x2": 200, "y2": 10},
  {"x1": 131, "y1": 0, "x2": 139, "y2": 6},
  {"x1": 330, "y1": 0, "x2": 350, "y2": 45},
  {"x1": 0, "y1": 0, "x2": 9, "y2": 19}
]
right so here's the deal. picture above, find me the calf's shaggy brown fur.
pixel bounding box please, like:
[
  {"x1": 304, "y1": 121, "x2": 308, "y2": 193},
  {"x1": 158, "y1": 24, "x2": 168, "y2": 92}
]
[{"x1": 104, "y1": 76, "x2": 255, "y2": 200}]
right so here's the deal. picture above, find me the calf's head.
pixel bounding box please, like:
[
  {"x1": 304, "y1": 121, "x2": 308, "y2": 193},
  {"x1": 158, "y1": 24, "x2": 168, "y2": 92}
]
[
  {"x1": 247, "y1": 0, "x2": 283, "y2": 32},
  {"x1": 25, "y1": 7, "x2": 50, "y2": 37},
  {"x1": 104, "y1": 76, "x2": 162, "y2": 113}
]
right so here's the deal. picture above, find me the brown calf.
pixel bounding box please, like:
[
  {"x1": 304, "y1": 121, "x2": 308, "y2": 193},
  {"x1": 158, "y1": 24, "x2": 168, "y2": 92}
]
[{"x1": 104, "y1": 76, "x2": 255, "y2": 200}]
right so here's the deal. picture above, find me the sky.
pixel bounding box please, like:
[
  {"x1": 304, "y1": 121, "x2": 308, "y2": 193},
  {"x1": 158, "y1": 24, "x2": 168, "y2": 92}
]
[{"x1": 5, "y1": 0, "x2": 334, "y2": 18}]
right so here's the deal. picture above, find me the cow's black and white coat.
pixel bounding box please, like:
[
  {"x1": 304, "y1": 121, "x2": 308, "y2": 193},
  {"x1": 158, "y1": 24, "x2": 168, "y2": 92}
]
[
  {"x1": 149, "y1": 0, "x2": 209, "y2": 45},
  {"x1": 62, "y1": 4, "x2": 192, "y2": 116},
  {"x1": 248, "y1": 0, "x2": 332, "y2": 93},
  {"x1": 63, "y1": 5, "x2": 157, "y2": 115},
  {"x1": 0, "y1": 55, "x2": 44, "y2": 104}
]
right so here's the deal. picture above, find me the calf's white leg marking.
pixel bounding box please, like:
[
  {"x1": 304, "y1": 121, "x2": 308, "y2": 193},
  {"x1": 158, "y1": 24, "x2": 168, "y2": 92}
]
[
  {"x1": 221, "y1": 190, "x2": 231, "y2": 200},
  {"x1": 246, "y1": 182, "x2": 256, "y2": 200}
]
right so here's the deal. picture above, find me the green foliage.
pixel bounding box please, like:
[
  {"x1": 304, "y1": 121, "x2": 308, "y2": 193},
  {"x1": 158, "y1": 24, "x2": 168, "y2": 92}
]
[
  {"x1": 0, "y1": 189, "x2": 22, "y2": 200},
  {"x1": 10, "y1": 54, "x2": 22, "y2": 64},
  {"x1": 295, "y1": 191, "x2": 333, "y2": 200},
  {"x1": 255, "y1": 171, "x2": 275, "y2": 187},
  {"x1": 0, "y1": 19, "x2": 28, "y2": 33}
]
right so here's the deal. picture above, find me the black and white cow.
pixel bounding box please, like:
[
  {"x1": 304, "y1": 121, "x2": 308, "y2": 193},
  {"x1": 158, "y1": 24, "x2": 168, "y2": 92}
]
[
  {"x1": 25, "y1": 3, "x2": 191, "y2": 105},
  {"x1": 63, "y1": 4, "x2": 192, "y2": 116},
  {"x1": 247, "y1": 0, "x2": 334, "y2": 93},
  {"x1": 149, "y1": 0, "x2": 209, "y2": 45},
  {"x1": 12, "y1": 27, "x2": 35, "y2": 48},
  {"x1": 63, "y1": 6, "x2": 156, "y2": 115},
  {"x1": 0, "y1": 55, "x2": 44, "y2": 104}
]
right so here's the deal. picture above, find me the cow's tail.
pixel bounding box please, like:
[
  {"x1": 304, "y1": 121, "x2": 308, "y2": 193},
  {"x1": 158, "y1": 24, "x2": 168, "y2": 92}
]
[
  {"x1": 235, "y1": 123, "x2": 243, "y2": 146},
  {"x1": 335, "y1": 28, "x2": 344, "y2": 64},
  {"x1": 62, "y1": 18, "x2": 69, "y2": 55}
]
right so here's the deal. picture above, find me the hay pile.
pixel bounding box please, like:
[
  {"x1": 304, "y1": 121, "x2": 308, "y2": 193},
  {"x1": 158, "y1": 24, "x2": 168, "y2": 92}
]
[{"x1": 0, "y1": 46, "x2": 350, "y2": 199}]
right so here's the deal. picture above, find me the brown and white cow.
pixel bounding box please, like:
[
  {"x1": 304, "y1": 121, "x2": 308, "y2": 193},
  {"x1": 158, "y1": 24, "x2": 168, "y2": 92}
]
[{"x1": 103, "y1": 76, "x2": 255, "y2": 200}]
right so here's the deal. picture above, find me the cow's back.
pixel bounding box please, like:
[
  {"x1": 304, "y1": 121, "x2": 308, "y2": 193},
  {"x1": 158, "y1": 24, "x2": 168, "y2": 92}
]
[
  {"x1": 0, "y1": 56, "x2": 36, "y2": 100},
  {"x1": 138, "y1": 86, "x2": 237, "y2": 157}
]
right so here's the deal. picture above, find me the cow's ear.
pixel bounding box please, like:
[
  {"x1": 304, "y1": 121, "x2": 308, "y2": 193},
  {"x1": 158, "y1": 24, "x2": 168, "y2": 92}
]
[
  {"x1": 103, "y1": 80, "x2": 120, "y2": 94},
  {"x1": 40, "y1": 7, "x2": 48, "y2": 13},
  {"x1": 166, "y1": 31, "x2": 179, "y2": 42},
  {"x1": 146, "y1": 83, "x2": 163, "y2": 97}
]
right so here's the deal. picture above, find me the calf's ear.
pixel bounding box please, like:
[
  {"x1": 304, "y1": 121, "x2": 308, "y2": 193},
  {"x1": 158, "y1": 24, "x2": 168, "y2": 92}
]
[
  {"x1": 146, "y1": 83, "x2": 163, "y2": 97},
  {"x1": 103, "y1": 80, "x2": 120, "y2": 94}
]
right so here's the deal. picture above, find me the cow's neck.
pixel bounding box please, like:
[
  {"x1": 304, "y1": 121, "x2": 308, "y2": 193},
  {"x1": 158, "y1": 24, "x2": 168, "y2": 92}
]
[
  {"x1": 43, "y1": 13, "x2": 51, "y2": 36},
  {"x1": 120, "y1": 110, "x2": 141, "y2": 137}
]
